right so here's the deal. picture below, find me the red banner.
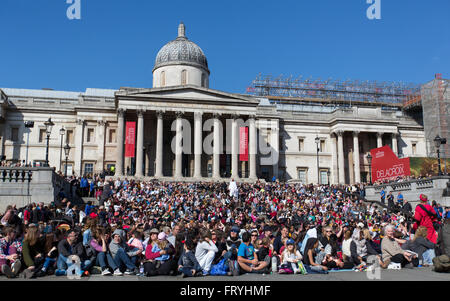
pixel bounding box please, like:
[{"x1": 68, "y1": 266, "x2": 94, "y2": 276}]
[
  {"x1": 370, "y1": 145, "x2": 410, "y2": 182},
  {"x1": 239, "y1": 127, "x2": 248, "y2": 161},
  {"x1": 125, "y1": 122, "x2": 136, "y2": 158}
]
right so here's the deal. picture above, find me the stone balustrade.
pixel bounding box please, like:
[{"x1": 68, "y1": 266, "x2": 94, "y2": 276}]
[{"x1": 366, "y1": 176, "x2": 450, "y2": 208}]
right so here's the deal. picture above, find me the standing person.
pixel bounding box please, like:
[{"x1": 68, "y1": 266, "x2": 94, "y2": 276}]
[
  {"x1": 195, "y1": 229, "x2": 218, "y2": 276},
  {"x1": 229, "y1": 178, "x2": 239, "y2": 200},
  {"x1": 397, "y1": 192, "x2": 404, "y2": 207},
  {"x1": 413, "y1": 194, "x2": 438, "y2": 244},
  {"x1": 0, "y1": 227, "x2": 22, "y2": 278},
  {"x1": 387, "y1": 192, "x2": 394, "y2": 210},
  {"x1": 380, "y1": 188, "x2": 386, "y2": 205}
]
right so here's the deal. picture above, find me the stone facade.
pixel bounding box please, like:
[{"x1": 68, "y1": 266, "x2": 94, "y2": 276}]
[{"x1": 0, "y1": 24, "x2": 427, "y2": 184}]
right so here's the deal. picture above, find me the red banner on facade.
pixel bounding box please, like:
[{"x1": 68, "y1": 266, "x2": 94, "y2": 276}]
[
  {"x1": 370, "y1": 145, "x2": 410, "y2": 182},
  {"x1": 125, "y1": 121, "x2": 136, "y2": 158},
  {"x1": 239, "y1": 127, "x2": 248, "y2": 161}
]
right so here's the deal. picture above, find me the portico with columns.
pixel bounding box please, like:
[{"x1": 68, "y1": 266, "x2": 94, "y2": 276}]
[{"x1": 113, "y1": 86, "x2": 260, "y2": 181}]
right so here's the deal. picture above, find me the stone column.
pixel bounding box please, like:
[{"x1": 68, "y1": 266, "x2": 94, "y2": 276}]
[
  {"x1": 231, "y1": 114, "x2": 239, "y2": 179},
  {"x1": 213, "y1": 113, "x2": 221, "y2": 179},
  {"x1": 74, "y1": 118, "x2": 85, "y2": 177},
  {"x1": 377, "y1": 132, "x2": 383, "y2": 148},
  {"x1": 135, "y1": 110, "x2": 145, "y2": 178},
  {"x1": 175, "y1": 111, "x2": 183, "y2": 178},
  {"x1": 337, "y1": 130, "x2": 345, "y2": 184},
  {"x1": 115, "y1": 109, "x2": 125, "y2": 177},
  {"x1": 155, "y1": 111, "x2": 164, "y2": 178},
  {"x1": 96, "y1": 120, "x2": 106, "y2": 174},
  {"x1": 271, "y1": 119, "x2": 280, "y2": 180},
  {"x1": 392, "y1": 132, "x2": 398, "y2": 155},
  {"x1": 331, "y1": 133, "x2": 338, "y2": 184},
  {"x1": 249, "y1": 116, "x2": 257, "y2": 179},
  {"x1": 193, "y1": 112, "x2": 203, "y2": 178},
  {"x1": 353, "y1": 131, "x2": 361, "y2": 184}
]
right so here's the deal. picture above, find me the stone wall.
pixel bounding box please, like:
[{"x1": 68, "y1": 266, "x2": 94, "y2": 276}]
[{"x1": 0, "y1": 167, "x2": 70, "y2": 212}]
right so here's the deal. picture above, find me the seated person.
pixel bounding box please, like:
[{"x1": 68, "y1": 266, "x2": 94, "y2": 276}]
[
  {"x1": 280, "y1": 239, "x2": 302, "y2": 274},
  {"x1": 0, "y1": 227, "x2": 22, "y2": 278},
  {"x1": 56, "y1": 229, "x2": 93, "y2": 276},
  {"x1": 237, "y1": 232, "x2": 267, "y2": 274},
  {"x1": 402, "y1": 226, "x2": 435, "y2": 266},
  {"x1": 109, "y1": 229, "x2": 141, "y2": 275},
  {"x1": 178, "y1": 239, "x2": 202, "y2": 277},
  {"x1": 381, "y1": 225, "x2": 418, "y2": 268}
]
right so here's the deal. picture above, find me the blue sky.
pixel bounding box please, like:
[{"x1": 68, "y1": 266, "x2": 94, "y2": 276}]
[{"x1": 0, "y1": 0, "x2": 449, "y2": 93}]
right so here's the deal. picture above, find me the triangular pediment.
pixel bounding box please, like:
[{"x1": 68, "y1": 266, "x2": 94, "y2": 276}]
[{"x1": 116, "y1": 85, "x2": 259, "y2": 105}]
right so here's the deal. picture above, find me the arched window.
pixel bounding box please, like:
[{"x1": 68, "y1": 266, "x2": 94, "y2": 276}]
[
  {"x1": 181, "y1": 70, "x2": 187, "y2": 85},
  {"x1": 160, "y1": 71, "x2": 165, "y2": 87}
]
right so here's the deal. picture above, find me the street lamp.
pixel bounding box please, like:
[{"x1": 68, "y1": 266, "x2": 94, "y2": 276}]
[
  {"x1": 44, "y1": 118, "x2": 54, "y2": 167},
  {"x1": 59, "y1": 127, "x2": 66, "y2": 173},
  {"x1": 434, "y1": 135, "x2": 447, "y2": 176},
  {"x1": 64, "y1": 143, "x2": 71, "y2": 177},
  {"x1": 24, "y1": 121, "x2": 35, "y2": 167},
  {"x1": 315, "y1": 135, "x2": 320, "y2": 184},
  {"x1": 367, "y1": 153, "x2": 372, "y2": 185}
]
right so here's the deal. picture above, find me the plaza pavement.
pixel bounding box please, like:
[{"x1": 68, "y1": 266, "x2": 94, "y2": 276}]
[{"x1": 1, "y1": 266, "x2": 448, "y2": 281}]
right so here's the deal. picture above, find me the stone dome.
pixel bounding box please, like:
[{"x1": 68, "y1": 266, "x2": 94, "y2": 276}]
[{"x1": 153, "y1": 23, "x2": 209, "y2": 74}]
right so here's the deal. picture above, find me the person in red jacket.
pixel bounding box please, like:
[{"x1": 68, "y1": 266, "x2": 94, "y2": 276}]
[{"x1": 413, "y1": 194, "x2": 438, "y2": 244}]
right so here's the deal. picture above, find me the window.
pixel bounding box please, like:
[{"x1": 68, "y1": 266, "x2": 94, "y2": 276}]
[
  {"x1": 181, "y1": 70, "x2": 187, "y2": 85},
  {"x1": 109, "y1": 129, "x2": 116, "y2": 143},
  {"x1": 66, "y1": 130, "x2": 74, "y2": 144},
  {"x1": 11, "y1": 128, "x2": 19, "y2": 142},
  {"x1": 39, "y1": 129, "x2": 46, "y2": 143},
  {"x1": 86, "y1": 128, "x2": 94, "y2": 143},
  {"x1": 64, "y1": 163, "x2": 73, "y2": 176},
  {"x1": 412, "y1": 143, "x2": 417, "y2": 155},
  {"x1": 201, "y1": 73, "x2": 206, "y2": 87},
  {"x1": 160, "y1": 71, "x2": 165, "y2": 87},
  {"x1": 84, "y1": 163, "x2": 94, "y2": 176},
  {"x1": 298, "y1": 138, "x2": 304, "y2": 152},
  {"x1": 320, "y1": 140, "x2": 326, "y2": 152},
  {"x1": 320, "y1": 170, "x2": 329, "y2": 185},
  {"x1": 298, "y1": 168, "x2": 308, "y2": 183}
]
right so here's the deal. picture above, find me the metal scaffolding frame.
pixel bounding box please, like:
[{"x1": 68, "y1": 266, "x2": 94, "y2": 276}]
[{"x1": 246, "y1": 74, "x2": 421, "y2": 107}]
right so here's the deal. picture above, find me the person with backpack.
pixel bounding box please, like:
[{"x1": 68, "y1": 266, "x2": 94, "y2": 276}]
[{"x1": 413, "y1": 194, "x2": 438, "y2": 244}]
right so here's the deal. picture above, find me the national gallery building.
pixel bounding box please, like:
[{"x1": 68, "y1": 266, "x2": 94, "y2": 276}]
[{"x1": 0, "y1": 23, "x2": 428, "y2": 184}]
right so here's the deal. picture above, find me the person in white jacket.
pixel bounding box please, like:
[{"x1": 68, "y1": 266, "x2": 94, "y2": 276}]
[{"x1": 195, "y1": 229, "x2": 218, "y2": 275}]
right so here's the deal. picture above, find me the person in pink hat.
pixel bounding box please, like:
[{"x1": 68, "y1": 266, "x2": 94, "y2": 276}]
[{"x1": 413, "y1": 194, "x2": 438, "y2": 244}]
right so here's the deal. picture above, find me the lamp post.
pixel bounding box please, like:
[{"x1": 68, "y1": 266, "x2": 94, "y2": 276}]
[
  {"x1": 315, "y1": 135, "x2": 320, "y2": 184},
  {"x1": 44, "y1": 118, "x2": 54, "y2": 167},
  {"x1": 434, "y1": 135, "x2": 444, "y2": 176},
  {"x1": 24, "y1": 121, "x2": 35, "y2": 166},
  {"x1": 64, "y1": 143, "x2": 71, "y2": 178},
  {"x1": 367, "y1": 153, "x2": 372, "y2": 185},
  {"x1": 59, "y1": 127, "x2": 66, "y2": 173}
]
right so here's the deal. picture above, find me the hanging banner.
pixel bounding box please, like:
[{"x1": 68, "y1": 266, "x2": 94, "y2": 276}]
[
  {"x1": 370, "y1": 145, "x2": 410, "y2": 182},
  {"x1": 239, "y1": 127, "x2": 249, "y2": 161},
  {"x1": 125, "y1": 121, "x2": 136, "y2": 158}
]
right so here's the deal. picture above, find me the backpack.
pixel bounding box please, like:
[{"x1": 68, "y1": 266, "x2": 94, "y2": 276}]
[
  {"x1": 210, "y1": 258, "x2": 230, "y2": 276},
  {"x1": 432, "y1": 255, "x2": 450, "y2": 273}
]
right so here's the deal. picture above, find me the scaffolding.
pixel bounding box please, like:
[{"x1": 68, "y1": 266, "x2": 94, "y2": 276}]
[
  {"x1": 421, "y1": 74, "x2": 450, "y2": 160},
  {"x1": 247, "y1": 74, "x2": 421, "y2": 107}
]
